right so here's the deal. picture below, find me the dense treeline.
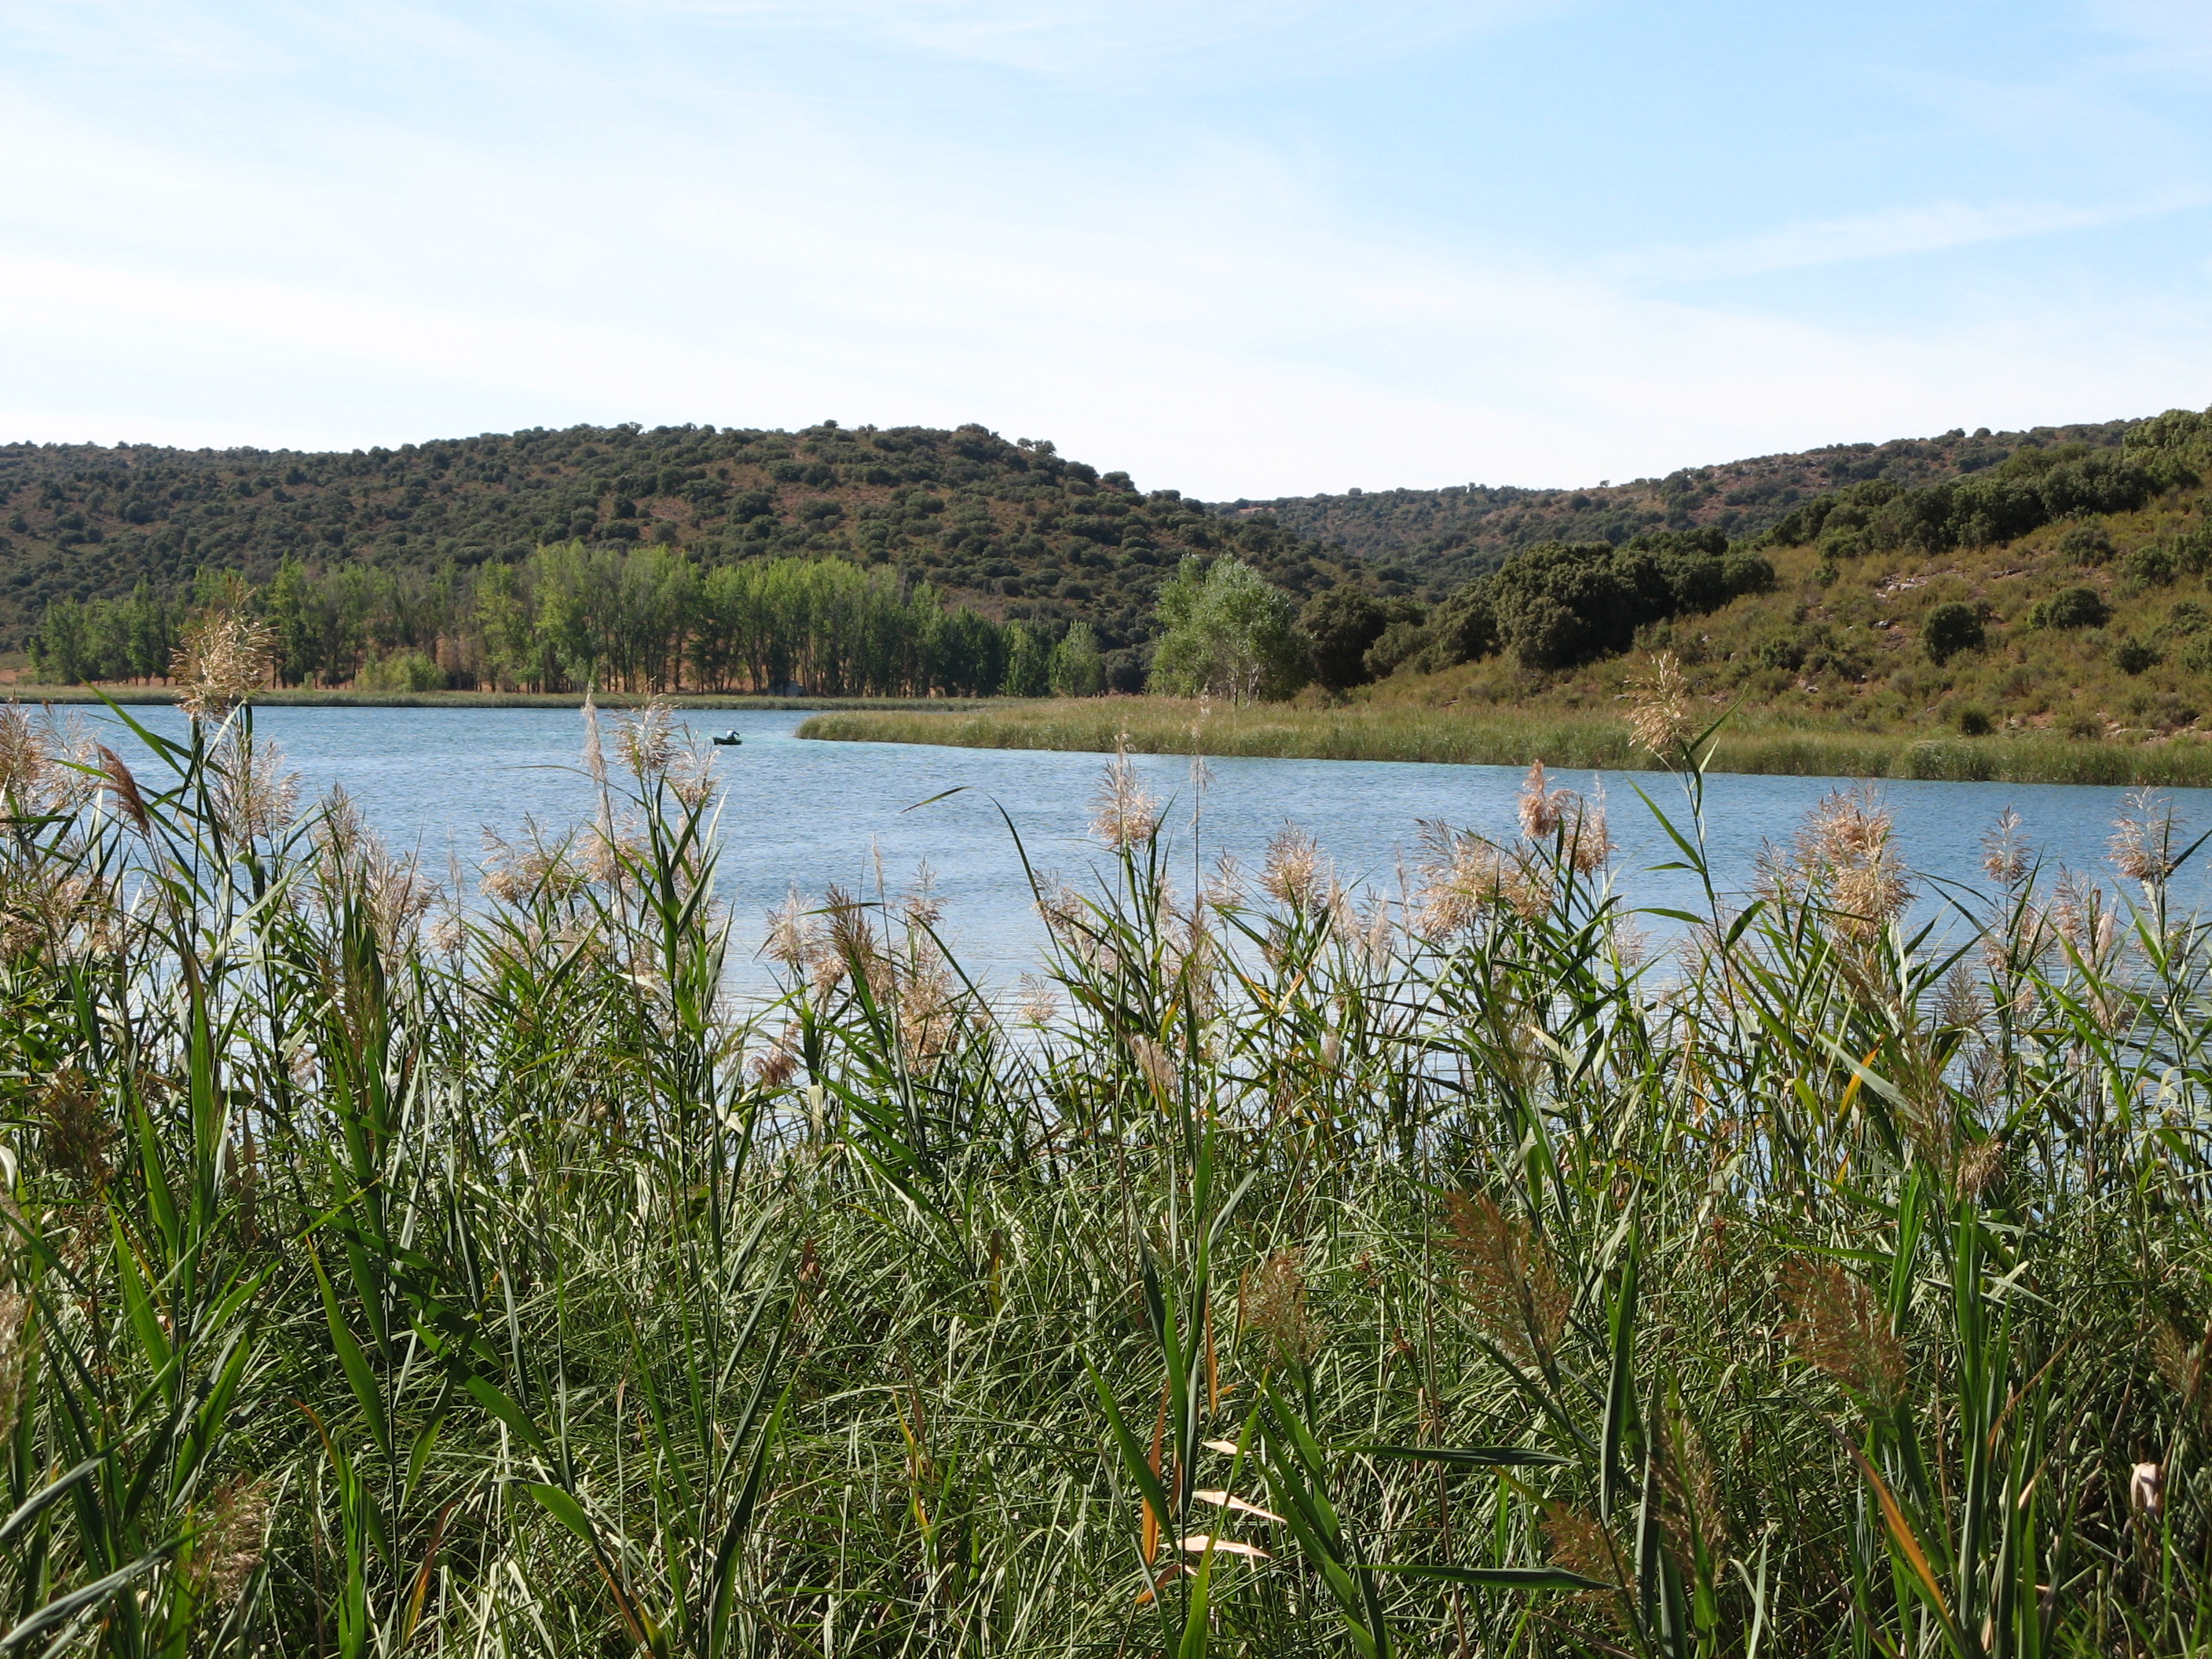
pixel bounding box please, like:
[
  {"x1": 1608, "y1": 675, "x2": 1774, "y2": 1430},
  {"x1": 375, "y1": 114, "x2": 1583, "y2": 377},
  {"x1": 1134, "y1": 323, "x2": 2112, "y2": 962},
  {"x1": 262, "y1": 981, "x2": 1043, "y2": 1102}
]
[
  {"x1": 1346, "y1": 527, "x2": 1776, "y2": 678},
  {"x1": 0, "y1": 421, "x2": 1362, "y2": 662},
  {"x1": 30, "y1": 544, "x2": 1111, "y2": 697},
  {"x1": 1233, "y1": 417, "x2": 2137, "y2": 575},
  {"x1": 1759, "y1": 416, "x2": 2206, "y2": 562}
]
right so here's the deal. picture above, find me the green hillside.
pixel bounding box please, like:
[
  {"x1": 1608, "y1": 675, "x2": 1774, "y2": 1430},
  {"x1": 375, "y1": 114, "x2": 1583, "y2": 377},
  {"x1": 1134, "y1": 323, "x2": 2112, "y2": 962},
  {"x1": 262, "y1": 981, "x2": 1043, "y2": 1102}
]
[
  {"x1": 1228, "y1": 416, "x2": 2137, "y2": 581},
  {"x1": 0, "y1": 422, "x2": 1368, "y2": 666},
  {"x1": 1353, "y1": 408, "x2": 2212, "y2": 745}
]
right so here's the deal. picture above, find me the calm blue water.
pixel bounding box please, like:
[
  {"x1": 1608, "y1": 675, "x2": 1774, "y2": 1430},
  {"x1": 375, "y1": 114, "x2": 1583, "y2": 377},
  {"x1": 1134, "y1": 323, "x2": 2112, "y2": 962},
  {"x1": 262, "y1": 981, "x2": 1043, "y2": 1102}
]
[{"x1": 71, "y1": 705, "x2": 2212, "y2": 999}]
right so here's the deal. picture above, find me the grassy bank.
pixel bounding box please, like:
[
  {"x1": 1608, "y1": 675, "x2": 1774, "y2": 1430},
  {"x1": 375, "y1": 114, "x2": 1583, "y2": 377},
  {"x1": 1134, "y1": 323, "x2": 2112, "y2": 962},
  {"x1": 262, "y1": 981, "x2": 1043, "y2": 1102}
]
[
  {"x1": 6, "y1": 687, "x2": 2212, "y2": 1654},
  {"x1": 2, "y1": 683, "x2": 988, "y2": 711},
  {"x1": 799, "y1": 694, "x2": 2212, "y2": 784}
]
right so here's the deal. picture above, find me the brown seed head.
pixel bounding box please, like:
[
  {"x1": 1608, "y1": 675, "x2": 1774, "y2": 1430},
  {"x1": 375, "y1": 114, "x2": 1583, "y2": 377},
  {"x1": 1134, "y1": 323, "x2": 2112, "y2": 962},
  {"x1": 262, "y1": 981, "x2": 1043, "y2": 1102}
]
[
  {"x1": 1444, "y1": 1192, "x2": 1569, "y2": 1370},
  {"x1": 1090, "y1": 738, "x2": 1161, "y2": 850},
  {"x1": 97, "y1": 745, "x2": 148, "y2": 834},
  {"x1": 191, "y1": 1476, "x2": 271, "y2": 1606},
  {"x1": 173, "y1": 613, "x2": 276, "y2": 721},
  {"x1": 1980, "y1": 806, "x2": 2031, "y2": 888},
  {"x1": 1262, "y1": 824, "x2": 1325, "y2": 907},
  {"x1": 1624, "y1": 653, "x2": 1693, "y2": 759},
  {"x1": 2111, "y1": 787, "x2": 2185, "y2": 886},
  {"x1": 1241, "y1": 1250, "x2": 1319, "y2": 1365},
  {"x1": 1779, "y1": 1259, "x2": 1906, "y2": 1402}
]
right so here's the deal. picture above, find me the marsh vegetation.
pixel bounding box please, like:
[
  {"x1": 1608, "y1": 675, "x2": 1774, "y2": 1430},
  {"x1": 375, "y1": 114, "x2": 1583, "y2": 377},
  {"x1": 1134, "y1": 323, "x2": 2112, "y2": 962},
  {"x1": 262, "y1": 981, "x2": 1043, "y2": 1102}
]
[{"x1": 6, "y1": 626, "x2": 2212, "y2": 1654}]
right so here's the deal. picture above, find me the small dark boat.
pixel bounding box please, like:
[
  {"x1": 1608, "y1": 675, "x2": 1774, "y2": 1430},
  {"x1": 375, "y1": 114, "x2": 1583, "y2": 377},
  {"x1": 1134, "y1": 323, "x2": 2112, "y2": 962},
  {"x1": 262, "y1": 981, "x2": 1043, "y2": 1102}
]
[{"x1": 712, "y1": 730, "x2": 743, "y2": 747}]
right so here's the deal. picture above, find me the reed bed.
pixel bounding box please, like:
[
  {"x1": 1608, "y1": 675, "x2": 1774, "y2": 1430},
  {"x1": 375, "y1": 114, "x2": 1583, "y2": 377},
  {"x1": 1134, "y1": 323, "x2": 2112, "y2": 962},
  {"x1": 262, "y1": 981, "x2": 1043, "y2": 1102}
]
[
  {"x1": 8, "y1": 647, "x2": 2212, "y2": 1656},
  {"x1": 799, "y1": 697, "x2": 2212, "y2": 786}
]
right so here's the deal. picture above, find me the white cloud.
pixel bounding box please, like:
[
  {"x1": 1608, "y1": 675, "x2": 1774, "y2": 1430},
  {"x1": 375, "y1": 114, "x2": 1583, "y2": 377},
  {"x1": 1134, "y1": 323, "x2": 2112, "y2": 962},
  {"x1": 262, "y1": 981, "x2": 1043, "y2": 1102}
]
[
  {"x1": 619, "y1": 0, "x2": 1562, "y2": 83},
  {"x1": 1615, "y1": 193, "x2": 2210, "y2": 286},
  {"x1": 4, "y1": 0, "x2": 2212, "y2": 500}
]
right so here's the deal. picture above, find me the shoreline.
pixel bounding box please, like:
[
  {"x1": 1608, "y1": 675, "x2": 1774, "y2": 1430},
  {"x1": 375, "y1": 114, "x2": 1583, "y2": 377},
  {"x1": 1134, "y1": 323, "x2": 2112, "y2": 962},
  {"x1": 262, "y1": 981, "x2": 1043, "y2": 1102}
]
[
  {"x1": 795, "y1": 698, "x2": 2212, "y2": 788},
  {"x1": 0, "y1": 685, "x2": 995, "y2": 712}
]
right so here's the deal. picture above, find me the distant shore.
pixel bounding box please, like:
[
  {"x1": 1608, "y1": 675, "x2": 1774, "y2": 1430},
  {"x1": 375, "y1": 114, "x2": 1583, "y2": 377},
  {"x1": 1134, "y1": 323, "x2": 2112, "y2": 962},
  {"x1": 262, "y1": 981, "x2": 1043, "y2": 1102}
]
[
  {"x1": 0, "y1": 684, "x2": 994, "y2": 712},
  {"x1": 796, "y1": 697, "x2": 2212, "y2": 788}
]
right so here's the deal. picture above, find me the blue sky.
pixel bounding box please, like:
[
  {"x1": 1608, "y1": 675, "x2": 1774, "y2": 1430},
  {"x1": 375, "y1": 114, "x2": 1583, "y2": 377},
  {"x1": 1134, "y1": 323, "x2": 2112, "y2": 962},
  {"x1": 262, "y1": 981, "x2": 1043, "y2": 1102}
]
[{"x1": 5, "y1": 0, "x2": 2212, "y2": 496}]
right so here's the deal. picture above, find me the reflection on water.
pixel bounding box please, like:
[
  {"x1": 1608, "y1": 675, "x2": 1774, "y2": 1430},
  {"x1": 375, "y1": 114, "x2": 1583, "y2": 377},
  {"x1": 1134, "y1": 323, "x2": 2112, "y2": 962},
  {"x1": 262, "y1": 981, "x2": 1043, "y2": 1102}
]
[{"x1": 74, "y1": 704, "x2": 2212, "y2": 999}]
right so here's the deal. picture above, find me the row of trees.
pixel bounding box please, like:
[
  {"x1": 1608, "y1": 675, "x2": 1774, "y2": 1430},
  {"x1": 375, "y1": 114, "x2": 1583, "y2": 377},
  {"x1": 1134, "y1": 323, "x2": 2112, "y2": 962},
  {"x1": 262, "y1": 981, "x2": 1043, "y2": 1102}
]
[
  {"x1": 31, "y1": 545, "x2": 1109, "y2": 698},
  {"x1": 1764, "y1": 443, "x2": 2185, "y2": 561},
  {"x1": 1353, "y1": 529, "x2": 1776, "y2": 675}
]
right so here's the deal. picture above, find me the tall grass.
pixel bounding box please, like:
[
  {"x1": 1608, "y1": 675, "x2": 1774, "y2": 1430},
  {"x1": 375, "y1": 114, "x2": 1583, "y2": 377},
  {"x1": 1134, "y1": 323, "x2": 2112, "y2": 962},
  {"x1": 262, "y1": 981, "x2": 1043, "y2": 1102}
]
[
  {"x1": 799, "y1": 697, "x2": 2212, "y2": 785},
  {"x1": 7, "y1": 664, "x2": 2212, "y2": 1655}
]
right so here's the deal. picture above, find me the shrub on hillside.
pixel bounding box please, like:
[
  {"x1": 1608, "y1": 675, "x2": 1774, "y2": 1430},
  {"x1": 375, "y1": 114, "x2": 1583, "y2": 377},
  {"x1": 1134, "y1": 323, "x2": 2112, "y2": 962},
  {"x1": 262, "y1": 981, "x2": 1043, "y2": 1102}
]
[
  {"x1": 2125, "y1": 544, "x2": 2177, "y2": 585},
  {"x1": 2165, "y1": 601, "x2": 2208, "y2": 637},
  {"x1": 2027, "y1": 586, "x2": 2111, "y2": 631},
  {"x1": 2060, "y1": 522, "x2": 2114, "y2": 565},
  {"x1": 1921, "y1": 601, "x2": 1986, "y2": 665},
  {"x1": 1767, "y1": 445, "x2": 2176, "y2": 557},
  {"x1": 2114, "y1": 635, "x2": 2163, "y2": 675}
]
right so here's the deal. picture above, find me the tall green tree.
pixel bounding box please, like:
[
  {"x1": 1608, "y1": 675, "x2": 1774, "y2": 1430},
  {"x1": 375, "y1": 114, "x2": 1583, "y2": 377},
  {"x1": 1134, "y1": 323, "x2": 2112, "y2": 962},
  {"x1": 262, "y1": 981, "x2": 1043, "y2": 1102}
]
[
  {"x1": 1002, "y1": 623, "x2": 1049, "y2": 698},
  {"x1": 1146, "y1": 557, "x2": 1309, "y2": 702},
  {"x1": 1049, "y1": 622, "x2": 1104, "y2": 698}
]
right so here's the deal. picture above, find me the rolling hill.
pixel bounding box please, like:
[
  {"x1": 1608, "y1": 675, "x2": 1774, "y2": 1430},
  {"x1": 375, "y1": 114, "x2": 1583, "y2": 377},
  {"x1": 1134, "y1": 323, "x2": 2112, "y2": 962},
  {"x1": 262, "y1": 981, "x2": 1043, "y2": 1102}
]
[
  {"x1": 1223, "y1": 418, "x2": 2138, "y2": 581},
  {"x1": 0, "y1": 422, "x2": 1373, "y2": 665}
]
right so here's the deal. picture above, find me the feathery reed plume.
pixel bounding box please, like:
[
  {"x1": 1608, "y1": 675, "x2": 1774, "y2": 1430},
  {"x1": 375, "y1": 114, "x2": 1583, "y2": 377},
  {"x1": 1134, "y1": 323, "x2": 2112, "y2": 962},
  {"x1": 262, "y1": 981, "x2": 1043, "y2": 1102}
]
[
  {"x1": 1564, "y1": 789, "x2": 1613, "y2": 876},
  {"x1": 0, "y1": 1268, "x2": 24, "y2": 1449},
  {"x1": 1791, "y1": 785, "x2": 1910, "y2": 939},
  {"x1": 2048, "y1": 867, "x2": 2118, "y2": 964},
  {"x1": 1522, "y1": 765, "x2": 1614, "y2": 873},
  {"x1": 1518, "y1": 761, "x2": 1569, "y2": 840},
  {"x1": 666, "y1": 733, "x2": 719, "y2": 811},
  {"x1": 1205, "y1": 850, "x2": 1246, "y2": 910},
  {"x1": 1624, "y1": 652, "x2": 1692, "y2": 759},
  {"x1": 2110, "y1": 787, "x2": 2184, "y2": 887},
  {"x1": 1954, "y1": 1135, "x2": 2005, "y2": 1201},
  {"x1": 173, "y1": 612, "x2": 276, "y2": 720},
  {"x1": 614, "y1": 698, "x2": 678, "y2": 782},
  {"x1": 1543, "y1": 1503, "x2": 1625, "y2": 1590},
  {"x1": 1779, "y1": 1260, "x2": 1906, "y2": 1403},
  {"x1": 209, "y1": 727, "x2": 298, "y2": 843},
  {"x1": 95, "y1": 744, "x2": 148, "y2": 834},
  {"x1": 480, "y1": 821, "x2": 588, "y2": 904},
  {"x1": 38, "y1": 1068, "x2": 111, "y2": 1187},
  {"x1": 1980, "y1": 806, "x2": 2031, "y2": 888},
  {"x1": 0, "y1": 704, "x2": 49, "y2": 804},
  {"x1": 1090, "y1": 737, "x2": 1161, "y2": 850},
  {"x1": 313, "y1": 786, "x2": 436, "y2": 948},
  {"x1": 1444, "y1": 1193, "x2": 1568, "y2": 1370},
  {"x1": 1129, "y1": 1035, "x2": 1177, "y2": 1104},
  {"x1": 190, "y1": 1476, "x2": 272, "y2": 1606},
  {"x1": 1241, "y1": 1250, "x2": 1319, "y2": 1366},
  {"x1": 1262, "y1": 824, "x2": 1324, "y2": 908},
  {"x1": 2152, "y1": 1320, "x2": 2212, "y2": 1426},
  {"x1": 765, "y1": 888, "x2": 819, "y2": 972},
  {"x1": 1657, "y1": 1411, "x2": 1727, "y2": 1572},
  {"x1": 899, "y1": 862, "x2": 944, "y2": 930},
  {"x1": 821, "y1": 884, "x2": 877, "y2": 990},
  {"x1": 1414, "y1": 822, "x2": 1551, "y2": 934},
  {"x1": 1016, "y1": 973, "x2": 1058, "y2": 1027}
]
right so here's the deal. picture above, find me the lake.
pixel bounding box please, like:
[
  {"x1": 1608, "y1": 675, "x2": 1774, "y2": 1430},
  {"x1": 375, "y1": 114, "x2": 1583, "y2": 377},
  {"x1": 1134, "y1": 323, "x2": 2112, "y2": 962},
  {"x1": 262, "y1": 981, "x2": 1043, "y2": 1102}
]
[{"x1": 71, "y1": 704, "x2": 2212, "y2": 998}]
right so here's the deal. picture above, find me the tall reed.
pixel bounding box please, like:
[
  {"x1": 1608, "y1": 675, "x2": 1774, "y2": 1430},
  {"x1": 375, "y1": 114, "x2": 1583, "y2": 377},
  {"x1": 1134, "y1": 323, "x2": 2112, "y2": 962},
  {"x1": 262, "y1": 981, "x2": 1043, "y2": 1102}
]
[{"x1": 5, "y1": 662, "x2": 2212, "y2": 1656}]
